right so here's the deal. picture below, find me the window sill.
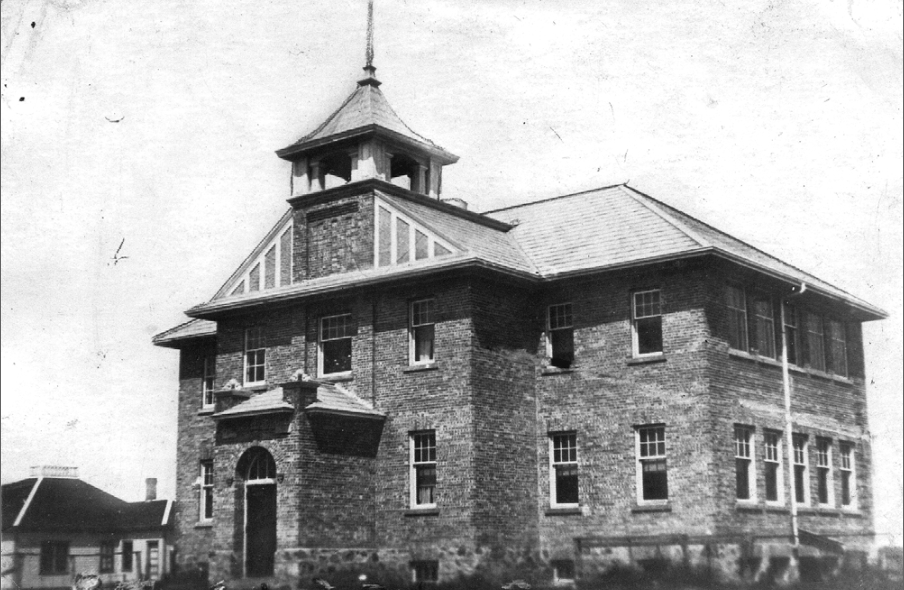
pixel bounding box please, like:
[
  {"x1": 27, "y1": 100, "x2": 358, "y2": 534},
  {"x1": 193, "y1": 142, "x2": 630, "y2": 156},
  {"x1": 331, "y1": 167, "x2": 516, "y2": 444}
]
[
  {"x1": 404, "y1": 508, "x2": 439, "y2": 517},
  {"x1": 541, "y1": 366, "x2": 575, "y2": 375},
  {"x1": 840, "y1": 510, "x2": 862, "y2": 518},
  {"x1": 627, "y1": 355, "x2": 666, "y2": 366},
  {"x1": 631, "y1": 503, "x2": 671, "y2": 514},
  {"x1": 403, "y1": 364, "x2": 439, "y2": 373},
  {"x1": 198, "y1": 408, "x2": 215, "y2": 416},
  {"x1": 194, "y1": 522, "x2": 214, "y2": 529},
  {"x1": 735, "y1": 502, "x2": 761, "y2": 512},
  {"x1": 545, "y1": 506, "x2": 582, "y2": 516},
  {"x1": 318, "y1": 373, "x2": 353, "y2": 383},
  {"x1": 764, "y1": 504, "x2": 789, "y2": 513}
]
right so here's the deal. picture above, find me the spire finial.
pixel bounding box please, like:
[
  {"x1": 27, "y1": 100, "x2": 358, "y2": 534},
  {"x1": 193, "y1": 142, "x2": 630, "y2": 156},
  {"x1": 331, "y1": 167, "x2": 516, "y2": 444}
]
[{"x1": 359, "y1": 0, "x2": 381, "y2": 86}]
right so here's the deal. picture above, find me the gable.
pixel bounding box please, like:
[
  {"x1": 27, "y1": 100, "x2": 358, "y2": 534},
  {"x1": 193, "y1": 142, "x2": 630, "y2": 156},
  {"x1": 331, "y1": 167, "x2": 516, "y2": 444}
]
[
  {"x1": 374, "y1": 195, "x2": 459, "y2": 267},
  {"x1": 214, "y1": 211, "x2": 294, "y2": 300}
]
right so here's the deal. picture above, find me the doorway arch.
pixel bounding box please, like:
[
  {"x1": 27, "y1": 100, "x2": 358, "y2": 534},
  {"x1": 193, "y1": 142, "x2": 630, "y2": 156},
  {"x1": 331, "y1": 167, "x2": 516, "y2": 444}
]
[{"x1": 237, "y1": 447, "x2": 277, "y2": 577}]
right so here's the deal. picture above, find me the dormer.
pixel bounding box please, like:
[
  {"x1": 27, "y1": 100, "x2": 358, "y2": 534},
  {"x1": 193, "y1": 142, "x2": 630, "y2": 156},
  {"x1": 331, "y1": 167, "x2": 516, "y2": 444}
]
[{"x1": 275, "y1": 65, "x2": 458, "y2": 200}]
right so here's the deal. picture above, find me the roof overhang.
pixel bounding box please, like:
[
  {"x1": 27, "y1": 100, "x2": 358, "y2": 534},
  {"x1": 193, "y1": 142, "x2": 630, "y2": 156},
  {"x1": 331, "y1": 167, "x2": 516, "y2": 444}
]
[
  {"x1": 212, "y1": 407, "x2": 294, "y2": 420},
  {"x1": 305, "y1": 407, "x2": 386, "y2": 420},
  {"x1": 276, "y1": 124, "x2": 459, "y2": 165}
]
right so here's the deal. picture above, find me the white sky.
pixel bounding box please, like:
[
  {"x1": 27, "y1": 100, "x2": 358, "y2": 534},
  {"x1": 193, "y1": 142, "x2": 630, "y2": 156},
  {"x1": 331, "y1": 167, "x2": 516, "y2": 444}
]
[{"x1": 2, "y1": 0, "x2": 901, "y2": 544}]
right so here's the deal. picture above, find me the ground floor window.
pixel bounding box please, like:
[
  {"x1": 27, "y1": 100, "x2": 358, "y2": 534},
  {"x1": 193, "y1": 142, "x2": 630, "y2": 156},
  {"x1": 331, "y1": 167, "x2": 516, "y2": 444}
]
[
  {"x1": 763, "y1": 431, "x2": 783, "y2": 503},
  {"x1": 40, "y1": 541, "x2": 68, "y2": 575},
  {"x1": 637, "y1": 425, "x2": 668, "y2": 502},
  {"x1": 793, "y1": 434, "x2": 809, "y2": 505},
  {"x1": 99, "y1": 541, "x2": 115, "y2": 573},
  {"x1": 552, "y1": 559, "x2": 576, "y2": 584},
  {"x1": 411, "y1": 560, "x2": 438, "y2": 584},
  {"x1": 410, "y1": 431, "x2": 437, "y2": 508},
  {"x1": 550, "y1": 432, "x2": 579, "y2": 506},
  {"x1": 815, "y1": 438, "x2": 833, "y2": 506},
  {"x1": 734, "y1": 425, "x2": 755, "y2": 501},
  {"x1": 839, "y1": 442, "x2": 856, "y2": 508}
]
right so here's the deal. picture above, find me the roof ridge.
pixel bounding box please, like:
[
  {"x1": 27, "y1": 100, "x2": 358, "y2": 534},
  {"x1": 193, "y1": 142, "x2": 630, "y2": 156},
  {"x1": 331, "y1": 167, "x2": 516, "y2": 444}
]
[
  {"x1": 483, "y1": 183, "x2": 627, "y2": 215},
  {"x1": 619, "y1": 185, "x2": 710, "y2": 248}
]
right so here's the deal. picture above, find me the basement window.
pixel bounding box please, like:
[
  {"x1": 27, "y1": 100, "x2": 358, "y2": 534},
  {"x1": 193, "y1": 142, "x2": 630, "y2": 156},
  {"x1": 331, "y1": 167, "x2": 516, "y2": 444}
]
[{"x1": 547, "y1": 303, "x2": 574, "y2": 368}]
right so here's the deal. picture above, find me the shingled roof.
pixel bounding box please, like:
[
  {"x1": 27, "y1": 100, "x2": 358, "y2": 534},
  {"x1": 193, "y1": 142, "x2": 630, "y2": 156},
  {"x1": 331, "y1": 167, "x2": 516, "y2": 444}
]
[
  {"x1": 212, "y1": 381, "x2": 384, "y2": 420},
  {"x1": 152, "y1": 318, "x2": 216, "y2": 348}
]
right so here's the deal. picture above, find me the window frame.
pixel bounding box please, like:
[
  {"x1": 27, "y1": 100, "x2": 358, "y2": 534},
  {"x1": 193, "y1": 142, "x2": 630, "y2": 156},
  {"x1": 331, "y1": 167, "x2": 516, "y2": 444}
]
[
  {"x1": 202, "y1": 355, "x2": 216, "y2": 409},
  {"x1": 410, "y1": 431, "x2": 437, "y2": 509},
  {"x1": 39, "y1": 541, "x2": 69, "y2": 576},
  {"x1": 549, "y1": 432, "x2": 579, "y2": 508},
  {"x1": 409, "y1": 299, "x2": 436, "y2": 366},
  {"x1": 752, "y1": 293, "x2": 776, "y2": 358},
  {"x1": 839, "y1": 442, "x2": 857, "y2": 510},
  {"x1": 200, "y1": 460, "x2": 214, "y2": 522},
  {"x1": 410, "y1": 560, "x2": 439, "y2": 584},
  {"x1": 792, "y1": 434, "x2": 810, "y2": 506},
  {"x1": 243, "y1": 326, "x2": 266, "y2": 386},
  {"x1": 783, "y1": 303, "x2": 801, "y2": 366},
  {"x1": 635, "y1": 425, "x2": 668, "y2": 504},
  {"x1": 805, "y1": 313, "x2": 826, "y2": 372},
  {"x1": 734, "y1": 425, "x2": 757, "y2": 503},
  {"x1": 632, "y1": 289, "x2": 663, "y2": 357},
  {"x1": 99, "y1": 540, "x2": 115, "y2": 573},
  {"x1": 318, "y1": 313, "x2": 354, "y2": 376},
  {"x1": 827, "y1": 319, "x2": 848, "y2": 377},
  {"x1": 815, "y1": 438, "x2": 834, "y2": 507},
  {"x1": 763, "y1": 430, "x2": 785, "y2": 506},
  {"x1": 546, "y1": 303, "x2": 575, "y2": 368},
  {"x1": 121, "y1": 540, "x2": 133, "y2": 572},
  {"x1": 726, "y1": 285, "x2": 749, "y2": 351}
]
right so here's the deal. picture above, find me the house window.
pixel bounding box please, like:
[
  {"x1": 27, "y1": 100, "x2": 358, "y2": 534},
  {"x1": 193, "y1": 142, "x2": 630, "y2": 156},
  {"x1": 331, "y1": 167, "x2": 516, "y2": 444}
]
[
  {"x1": 552, "y1": 559, "x2": 576, "y2": 584},
  {"x1": 122, "y1": 541, "x2": 133, "y2": 572},
  {"x1": 783, "y1": 304, "x2": 800, "y2": 365},
  {"x1": 763, "y1": 431, "x2": 784, "y2": 504},
  {"x1": 753, "y1": 295, "x2": 776, "y2": 358},
  {"x1": 410, "y1": 431, "x2": 437, "y2": 508},
  {"x1": 734, "y1": 426, "x2": 755, "y2": 501},
  {"x1": 792, "y1": 434, "x2": 809, "y2": 505},
  {"x1": 550, "y1": 433, "x2": 579, "y2": 507},
  {"x1": 244, "y1": 327, "x2": 266, "y2": 385},
  {"x1": 547, "y1": 303, "x2": 574, "y2": 368},
  {"x1": 815, "y1": 438, "x2": 833, "y2": 506},
  {"x1": 200, "y1": 460, "x2": 214, "y2": 521},
  {"x1": 99, "y1": 541, "x2": 115, "y2": 573},
  {"x1": 39, "y1": 541, "x2": 68, "y2": 575},
  {"x1": 637, "y1": 425, "x2": 668, "y2": 502},
  {"x1": 319, "y1": 314, "x2": 353, "y2": 375},
  {"x1": 805, "y1": 313, "x2": 826, "y2": 371},
  {"x1": 839, "y1": 443, "x2": 855, "y2": 508},
  {"x1": 410, "y1": 560, "x2": 438, "y2": 584},
  {"x1": 202, "y1": 355, "x2": 216, "y2": 408},
  {"x1": 410, "y1": 299, "x2": 435, "y2": 365},
  {"x1": 726, "y1": 285, "x2": 748, "y2": 351},
  {"x1": 827, "y1": 320, "x2": 847, "y2": 377},
  {"x1": 632, "y1": 290, "x2": 663, "y2": 356}
]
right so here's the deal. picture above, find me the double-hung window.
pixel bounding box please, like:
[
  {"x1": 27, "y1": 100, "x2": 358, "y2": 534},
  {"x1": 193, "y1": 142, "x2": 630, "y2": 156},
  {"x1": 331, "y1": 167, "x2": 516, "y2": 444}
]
[
  {"x1": 320, "y1": 314, "x2": 353, "y2": 375},
  {"x1": 547, "y1": 303, "x2": 574, "y2": 368},
  {"x1": 815, "y1": 438, "x2": 834, "y2": 506},
  {"x1": 410, "y1": 299, "x2": 435, "y2": 365},
  {"x1": 734, "y1": 426, "x2": 755, "y2": 501},
  {"x1": 726, "y1": 285, "x2": 748, "y2": 351},
  {"x1": 632, "y1": 290, "x2": 663, "y2": 356},
  {"x1": 200, "y1": 460, "x2": 214, "y2": 521},
  {"x1": 549, "y1": 433, "x2": 579, "y2": 507},
  {"x1": 805, "y1": 313, "x2": 826, "y2": 371},
  {"x1": 39, "y1": 541, "x2": 68, "y2": 575},
  {"x1": 99, "y1": 541, "x2": 115, "y2": 573},
  {"x1": 637, "y1": 425, "x2": 668, "y2": 502},
  {"x1": 783, "y1": 304, "x2": 800, "y2": 365},
  {"x1": 410, "y1": 431, "x2": 437, "y2": 508},
  {"x1": 752, "y1": 294, "x2": 776, "y2": 358},
  {"x1": 202, "y1": 355, "x2": 216, "y2": 408},
  {"x1": 244, "y1": 327, "x2": 266, "y2": 385},
  {"x1": 827, "y1": 320, "x2": 847, "y2": 377},
  {"x1": 839, "y1": 443, "x2": 856, "y2": 509},
  {"x1": 792, "y1": 434, "x2": 809, "y2": 505},
  {"x1": 763, "y1": 431, "x2": 784, "y2": 504}
]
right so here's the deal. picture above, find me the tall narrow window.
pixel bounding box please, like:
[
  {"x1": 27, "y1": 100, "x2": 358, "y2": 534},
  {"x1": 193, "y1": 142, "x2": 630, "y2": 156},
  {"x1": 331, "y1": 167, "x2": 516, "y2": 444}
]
[
  {"x1": 319, "y1": 314, "x2": 353, "y2": 375},
  {"x1": 793, "y1": 434, "x2": 809, "y2": 505},
  {"x1": 827, "y1": 320, "x2": 847, "y2": 377},
  {"x1": 805, "y1": 313, "x2": 826, "y2": 371},
  {"x1": 244, "y1": 327, "x2": 265, "y2": 385},
  {"x1": 99, "y1": 541, "x2": 115, "y2": 573},
  {"x1": 410, "y1": 431, "x2": 437, "y2": 508},
  {"x1": 202, "y1": 355, "x2": 216, "y2": 408},
  {"x1": 839, "y1": 443, "x2": 855, "y2": 508},
  {"x1": 726, "y1": 285, "x2": 748, "y2": 351},
  {"x1": 200, "y1": 460, "x2": 213, "y2": 521},
  {"x1": 550, "y1": 433, "x2": 579, "y2": 507},
  {"x1": 637, "y1": 426, "x2": 668, "y2": 502},
  {"x1": 734, "y1": 426, "x2": 755, "y2": 501},
  {"x1": 753, "y1": 295, "x2": 776, "y2": 358},
  {"x1": 633, "y1": 290, "x2": 663, "y2": 356},
  {"x1": 783, "y1": 304, "x2": 800, "y2": 365},
  {"x1": 39, "y1": 541, "x2": 68, "y2": 575},
  {"x1": 547, "y1": 303, "x2": 574, "y2": 368},
  {"x1": 764, "y1": 431, "x2": 783, "y2": 504},
  {"x1": 122, "y1": 541, "x2": 133, "y2": 572},
  {"x1": 410, "y1": 299, "x2": 435, "y2": 365},
  {"x1": 815, "y1": 438, "x2": 833, "y2": 506}
]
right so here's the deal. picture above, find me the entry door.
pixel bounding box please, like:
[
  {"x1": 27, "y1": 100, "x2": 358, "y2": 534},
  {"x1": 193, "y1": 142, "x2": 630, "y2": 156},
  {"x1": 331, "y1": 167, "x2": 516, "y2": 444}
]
[
  {"x1": 245, "y1": 484, "x2": 276, "y2": 577},
  {"x1": 146, "y1": 541, "x2": 159, "y2": 579}
]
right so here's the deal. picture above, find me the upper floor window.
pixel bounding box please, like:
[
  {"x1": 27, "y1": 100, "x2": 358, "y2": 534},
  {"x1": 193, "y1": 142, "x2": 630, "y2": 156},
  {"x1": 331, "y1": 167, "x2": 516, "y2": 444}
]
[
  {"x1": 200, "y1": 460, "x2": 214, "y2": 521},
  {"x1": 410, "y1": 299, "x2": 435, "y2": 365},
  {"x1": 99, "y1": 541, "x2": 115, "y2": 573},
  {"x1": 726, "y1": 285, "x2": 748, "y2": 351},
  {"x1": 827, "y1": 319, "x2": 848, "y2": 377},
  {"x1": 40, "y1": 541, "x2": 68, "y2": 575},
  {"x1": 783, "y1": 304, "x2": 800, "y2": 365},
  {"x1": 763, "y1": 431, "x2": 784, "y2": 504},
  {"x1": 547, "y1": 303, "x2": 574, "y2": 368},
  {"x1": 752, "y1": 294, "x2": 776, "y2": 358},
  {"x1": 734, "y1": 426, "x2": 755, "y2": 501},
  {"x1": 636, "y1": 425, "x2": 668, "y2": 503},
  {"x1": 244, "y1": 327, "x2": 265, "y2": 386},
  {"x1": 632, "y1": 290, "x2": 662, "y2": 356},
  {"x1": 805, "y1": 313, "x2": 826, "y2": 371},
  {"x1": 815, "y1": 438, "x2": 833, "y2": 506},
  {"x1": 549, "y1": 432, "x2": 579, "y2": 507},
  {"x1": 202, "y1": 355, "x2": 216, "y2": 408},
  {"x1": 792, "y1": 434, "x2": 809, "y2": 505},
  {"x1": 410, "y1": 431, "x2": 437, "y2": 508},
  {"x1": 319, "y1": 314, "x2": 353, "y2": 375},
  {"x1": 839, "y1": 442, "x2": 856, "y2": 509}
]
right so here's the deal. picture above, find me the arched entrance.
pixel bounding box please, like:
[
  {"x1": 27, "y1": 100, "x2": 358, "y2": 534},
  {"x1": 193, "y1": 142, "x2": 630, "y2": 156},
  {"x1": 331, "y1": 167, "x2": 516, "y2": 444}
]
[{"x1": 238, "y1": 447, "x2": 277, "y2": 577}]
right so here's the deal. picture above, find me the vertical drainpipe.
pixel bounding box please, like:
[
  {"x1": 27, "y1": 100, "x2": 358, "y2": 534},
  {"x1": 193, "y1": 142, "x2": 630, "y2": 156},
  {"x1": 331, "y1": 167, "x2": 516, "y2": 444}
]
[{"x1": 780, "y1": 282, "x2": 807, "y2": 554}]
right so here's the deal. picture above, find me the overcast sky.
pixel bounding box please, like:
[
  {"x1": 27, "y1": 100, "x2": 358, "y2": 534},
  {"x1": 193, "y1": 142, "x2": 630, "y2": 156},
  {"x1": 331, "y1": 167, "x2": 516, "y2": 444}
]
[{"x1": 2, "y1": 0, "x2": 901, "y2": 543}]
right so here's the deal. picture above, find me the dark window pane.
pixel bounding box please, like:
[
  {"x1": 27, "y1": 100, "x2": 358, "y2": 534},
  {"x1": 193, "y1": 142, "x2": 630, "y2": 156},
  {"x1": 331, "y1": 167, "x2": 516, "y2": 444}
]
[
  {"x1": 642, "y1": 460, "x2": 668, "y2": 500},
  {"x1": 765, "y1": 464, "x2": 779, "y2": 501},
  {"x1": 555, "y1": 464, "x2": 579, "y2": 504},
  {"x1": 550, "y1": 329, "x2": 574, "y2": 368},
  {"x1": 817, "y1": 469, "x2": 829, "y2": 504},
  {"x1": 416, "y1": 465, "x2": 436, "y2": 505},
  {"x1": 322, "y1": 338, "x2": 352, "y2": 374},
  {"x1": 122, "y1": 541, "x2": 133, "y2": 572},
  {"x1": 637, "y1": 316, "x2": 663, "y2": 354},
  {"x1": 841, "y1": 473, "x2": 851, "y2": 506},
  {"x1": 414, "y1": 324, "x2": 434, "y2": 363},
  {"x1": 736, "y1": 458, "x2": 750, "y2": 500},
  {"x1": 794, "y1": 465, "x2": 806, "y2": 503}
]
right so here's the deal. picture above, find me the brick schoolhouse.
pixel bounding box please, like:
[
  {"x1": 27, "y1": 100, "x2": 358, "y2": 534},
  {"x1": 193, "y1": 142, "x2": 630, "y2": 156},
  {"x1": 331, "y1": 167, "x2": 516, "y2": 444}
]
[{"x1": 152, "y1": 49, "x2": 886, "y2": 587}]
